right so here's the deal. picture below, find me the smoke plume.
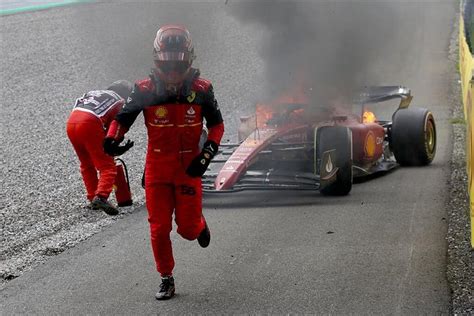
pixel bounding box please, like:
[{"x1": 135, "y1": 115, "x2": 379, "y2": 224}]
[{"x1": 227, "y1": 0, "x2": 416, "y2": 110}]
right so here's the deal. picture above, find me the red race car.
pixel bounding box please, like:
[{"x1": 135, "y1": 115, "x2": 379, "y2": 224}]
[{"x1": 203, "y1": 86, "x2": 436, "y2": 195}]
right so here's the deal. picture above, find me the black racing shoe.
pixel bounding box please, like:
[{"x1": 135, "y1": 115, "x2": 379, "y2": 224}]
[
  {"x1": 85, "y1": 202, "x2": 98, "y2": 210},
  {"x1": 91, "y1": 196, "x2": 119, "y2": 216},
  {"x1": 197, "y1": 222, "x2": 211, "y2": 248},
  {"x1": 155, "y1": 276, "x2": 175, "y2": 300}
]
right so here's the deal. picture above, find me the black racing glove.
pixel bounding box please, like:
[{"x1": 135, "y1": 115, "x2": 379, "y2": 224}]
[
  {"x1": 103, "y1": 138, "x2": 134, "y2": 156},
  {"x1": 186, "y1": 140, "x2": 218, "y2": 178}
]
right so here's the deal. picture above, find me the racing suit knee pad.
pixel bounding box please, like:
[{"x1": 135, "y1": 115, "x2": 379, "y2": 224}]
[{"x1": 176, "y1": 224, "x2": 202, "y2": 241}]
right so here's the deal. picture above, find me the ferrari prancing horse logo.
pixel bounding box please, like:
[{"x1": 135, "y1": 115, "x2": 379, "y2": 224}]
[{"x1": 187, "y1": 91, "x2": 196, "y2": 103}]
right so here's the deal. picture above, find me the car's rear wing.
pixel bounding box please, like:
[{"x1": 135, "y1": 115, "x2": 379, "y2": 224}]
[{"x1": 356, "y1": 86, "x2": 413, "y2": 109}]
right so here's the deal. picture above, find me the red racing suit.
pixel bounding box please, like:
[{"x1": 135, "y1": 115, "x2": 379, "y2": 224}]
[
  {"x1": 66, "y1": 90, "x2": 124, "y2": 201},
  {"x1": 107, "y1": 69, "x2": 224, "y2": 276}
]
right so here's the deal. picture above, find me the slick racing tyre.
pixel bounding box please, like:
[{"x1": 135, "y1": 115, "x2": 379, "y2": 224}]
[
  {"x1": 316, "y1": 126, "x2": 353, "y2": 196},
  {"x1": 391, "y1": 107, "x2": 436, "y2": 166}
]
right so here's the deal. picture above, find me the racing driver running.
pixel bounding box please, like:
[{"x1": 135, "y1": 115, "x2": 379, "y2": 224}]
[{"x1": 104, "y1": 25, "x2": 224, "y2": 300}]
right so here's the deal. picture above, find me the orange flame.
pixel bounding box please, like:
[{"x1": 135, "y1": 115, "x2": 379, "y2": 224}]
[
  {"x1": 256, "y1": 104, "x2": 274, "y2": 127},
  {"x1": 363, "y1": 111, "x2": 376, "y2": 123}
]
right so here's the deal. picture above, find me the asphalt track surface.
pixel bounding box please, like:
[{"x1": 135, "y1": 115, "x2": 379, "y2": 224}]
[{"x1": 1, "y1": 1, "x2": 457, "y2": 314}]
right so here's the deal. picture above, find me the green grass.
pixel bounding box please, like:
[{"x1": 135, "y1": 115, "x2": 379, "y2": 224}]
[{"x1": 450, "y1": 117, "x2": 467, "y2": 124}]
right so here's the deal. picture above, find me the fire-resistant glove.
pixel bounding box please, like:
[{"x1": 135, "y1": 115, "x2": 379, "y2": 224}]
[
  {"x1": 103, "y1": 138, "x2": 134, "y2": 156},
  {"x1": 186, "y1": 140, "x2": 218, "y2": 178}
]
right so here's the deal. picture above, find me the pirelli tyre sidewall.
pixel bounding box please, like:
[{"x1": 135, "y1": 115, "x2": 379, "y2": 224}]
[
  {"x1": 316, "y1": 126, "x2": 353, "y2": 196},
  {"x1": 391, "y1": 107, "x2": 437, "y2": 166}
]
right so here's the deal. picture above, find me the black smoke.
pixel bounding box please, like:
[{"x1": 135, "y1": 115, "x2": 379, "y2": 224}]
[{"x1": 227, "y1": 0, "x2": 418, "y2": 109}]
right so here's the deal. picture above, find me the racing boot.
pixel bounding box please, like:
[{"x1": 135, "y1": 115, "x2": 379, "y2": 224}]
[
  {"x1": 155, "y1": 276, "x2": 175, "y2": 300},
  {"x1": 197, "y1": 221, "x2": 211, "y2": 248},
  {"x1": 91, "y1": 196, "x2": 119, "y2": 216},
  {"x1": 86, "y1": 202, "x2": 98, "y2": 210}
]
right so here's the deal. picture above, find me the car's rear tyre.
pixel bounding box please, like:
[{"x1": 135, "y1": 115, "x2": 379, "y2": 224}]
[
  {"x1": 391, "y1": 107, "x2": 436, "y2": 166},
  {"x1": 317, "y1": 126, "x2": 353, "y2": 196}
]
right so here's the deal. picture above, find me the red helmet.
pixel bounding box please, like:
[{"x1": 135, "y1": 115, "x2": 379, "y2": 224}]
[{"x1": 153, "y1": 25, "x2": 195, "y2": 91}]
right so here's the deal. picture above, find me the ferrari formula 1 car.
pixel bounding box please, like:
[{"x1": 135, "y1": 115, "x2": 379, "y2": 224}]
[{"x1": 202, "y1": 86, "x2": 436, "y2": 195}]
